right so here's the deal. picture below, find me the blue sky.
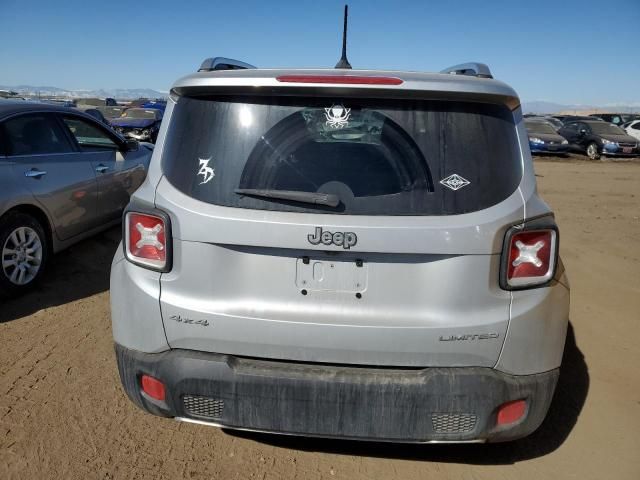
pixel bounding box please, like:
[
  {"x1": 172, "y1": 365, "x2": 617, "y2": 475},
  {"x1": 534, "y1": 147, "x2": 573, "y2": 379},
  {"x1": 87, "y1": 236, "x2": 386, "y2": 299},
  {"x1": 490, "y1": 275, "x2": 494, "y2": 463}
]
[{"x1": 1, "y1": 0, "x2": 638, "y2": 104}]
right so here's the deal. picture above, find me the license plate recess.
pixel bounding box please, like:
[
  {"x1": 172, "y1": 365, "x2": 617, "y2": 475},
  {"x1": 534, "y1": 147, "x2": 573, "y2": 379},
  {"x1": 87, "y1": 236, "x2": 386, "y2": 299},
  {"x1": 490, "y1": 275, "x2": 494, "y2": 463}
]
[{"x1": 295, "y1": 258, "x2": 368, "y2": 293}]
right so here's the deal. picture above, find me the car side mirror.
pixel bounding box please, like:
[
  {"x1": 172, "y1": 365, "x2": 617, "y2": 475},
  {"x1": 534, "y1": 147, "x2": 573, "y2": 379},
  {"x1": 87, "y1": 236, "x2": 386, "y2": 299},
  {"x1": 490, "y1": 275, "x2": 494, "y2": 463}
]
[
  {"x1": 124, "y1": 139, "x2": 139, "y2": 151},
  {"x1": 579, "y1": 129, "x2": 587, "y2": 136}
]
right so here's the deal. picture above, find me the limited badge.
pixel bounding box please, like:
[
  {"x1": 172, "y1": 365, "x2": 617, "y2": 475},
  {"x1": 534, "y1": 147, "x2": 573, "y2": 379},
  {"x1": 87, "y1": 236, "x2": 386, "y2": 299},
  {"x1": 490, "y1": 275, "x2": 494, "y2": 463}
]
[
  {"x1": 197, "y1": 157, "x2": 215, "y2": 184},
  {"x1": 440, "y1": 174, "x2": 470, "y2": 191},
  {"x1": 324, "y1": 104, "x2": 351, "y2": 129}
]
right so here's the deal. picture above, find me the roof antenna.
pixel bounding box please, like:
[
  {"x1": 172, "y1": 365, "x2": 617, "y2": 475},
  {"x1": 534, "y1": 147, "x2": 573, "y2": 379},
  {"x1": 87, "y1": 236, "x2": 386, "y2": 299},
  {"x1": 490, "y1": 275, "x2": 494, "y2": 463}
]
[{"x1": 335, "y1": 5, "x2": 352, "y2": 69}]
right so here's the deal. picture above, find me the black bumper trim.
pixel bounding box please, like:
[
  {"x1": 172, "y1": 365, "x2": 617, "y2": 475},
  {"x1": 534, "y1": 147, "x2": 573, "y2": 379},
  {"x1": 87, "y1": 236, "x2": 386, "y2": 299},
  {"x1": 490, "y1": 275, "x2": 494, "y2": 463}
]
[{"x1": 115, "y1": 344, "x2": 559, "y2": 443}]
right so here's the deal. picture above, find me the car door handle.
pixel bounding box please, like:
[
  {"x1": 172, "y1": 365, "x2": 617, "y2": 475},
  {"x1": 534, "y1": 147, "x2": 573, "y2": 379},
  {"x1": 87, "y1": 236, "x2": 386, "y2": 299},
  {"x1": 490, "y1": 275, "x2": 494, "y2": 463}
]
[
  {"x1": 24, "y1": 169, "x2": 47, "y2": 178},
  {"x1": 95, "y1": 165, "x2": 110, "y2": 173}
]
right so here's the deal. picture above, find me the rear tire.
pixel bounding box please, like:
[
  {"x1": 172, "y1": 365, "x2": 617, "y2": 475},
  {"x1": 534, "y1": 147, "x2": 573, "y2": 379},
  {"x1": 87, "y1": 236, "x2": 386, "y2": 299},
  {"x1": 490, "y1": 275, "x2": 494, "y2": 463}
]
[
  {"x1": 0, "y1": 212, "x2": 49, "y2": 298},
  {"x1": 586, "y1": 142, "x2": 600, "y2": 160}
]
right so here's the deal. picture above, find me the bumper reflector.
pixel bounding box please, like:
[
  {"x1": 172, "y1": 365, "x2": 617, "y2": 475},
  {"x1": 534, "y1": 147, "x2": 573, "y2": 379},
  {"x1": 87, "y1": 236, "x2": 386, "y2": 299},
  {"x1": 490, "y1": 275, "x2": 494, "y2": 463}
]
[
  {"x1": 141, "y1": 374, "x2": 166, "y2": 401},
  {"x1": 497, "y1": 399, "x2": 527, "y2": 426}
]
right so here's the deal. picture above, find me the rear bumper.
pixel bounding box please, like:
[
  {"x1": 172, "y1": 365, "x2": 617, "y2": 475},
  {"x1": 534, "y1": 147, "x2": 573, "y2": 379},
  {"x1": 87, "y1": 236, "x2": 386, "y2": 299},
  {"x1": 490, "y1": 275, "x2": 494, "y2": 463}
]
[
  {"x1": 530, "y1": 144, "x2": 569, "y2": 153},
  {"x1": 115, "y1": 344, "x2": 559, "y2": 443}
]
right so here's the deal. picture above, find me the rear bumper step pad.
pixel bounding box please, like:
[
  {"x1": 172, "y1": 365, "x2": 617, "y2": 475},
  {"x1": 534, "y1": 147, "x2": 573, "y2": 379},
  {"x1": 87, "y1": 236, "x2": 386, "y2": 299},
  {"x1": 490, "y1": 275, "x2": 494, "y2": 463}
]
[{"x1": 116, "y1": 344, "x2": 558, "y2": 443}]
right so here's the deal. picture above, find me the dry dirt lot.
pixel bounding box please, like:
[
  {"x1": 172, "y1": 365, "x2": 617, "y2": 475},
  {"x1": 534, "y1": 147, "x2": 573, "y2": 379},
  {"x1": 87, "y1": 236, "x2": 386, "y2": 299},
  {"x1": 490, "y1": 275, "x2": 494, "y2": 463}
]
[{"x1": 1, "y1": 156, "x2": 639, "y2": 480}]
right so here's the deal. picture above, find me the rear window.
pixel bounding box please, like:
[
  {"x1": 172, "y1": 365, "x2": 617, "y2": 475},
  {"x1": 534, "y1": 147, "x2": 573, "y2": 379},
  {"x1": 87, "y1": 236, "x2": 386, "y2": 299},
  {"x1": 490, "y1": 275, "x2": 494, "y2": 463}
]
[{"x1": 162, "y1": 95, "x2": 521, "y2": 215}]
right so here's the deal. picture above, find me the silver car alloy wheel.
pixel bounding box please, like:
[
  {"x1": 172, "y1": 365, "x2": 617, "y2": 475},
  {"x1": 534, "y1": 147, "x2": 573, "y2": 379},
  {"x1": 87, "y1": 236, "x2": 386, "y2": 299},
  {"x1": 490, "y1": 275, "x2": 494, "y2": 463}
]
[
  {"x1": 587, "y1": 143, "x2": 598, "y2": 159},
  {"x1": 1, "y1": 226, "x2": 43, "y2": 285}
]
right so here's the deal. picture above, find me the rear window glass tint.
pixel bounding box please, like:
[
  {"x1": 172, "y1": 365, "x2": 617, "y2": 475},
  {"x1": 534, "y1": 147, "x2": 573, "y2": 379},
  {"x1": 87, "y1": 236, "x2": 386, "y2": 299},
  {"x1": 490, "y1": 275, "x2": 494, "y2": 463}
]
[{"x1": 162, "y1": 96, "x2": 521, "y2": 215}]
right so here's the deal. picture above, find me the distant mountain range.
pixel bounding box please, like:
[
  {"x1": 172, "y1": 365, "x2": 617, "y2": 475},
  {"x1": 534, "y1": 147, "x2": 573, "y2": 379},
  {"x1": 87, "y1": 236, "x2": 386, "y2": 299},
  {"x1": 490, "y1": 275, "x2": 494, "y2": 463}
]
[
  {"x1": 0, "y1": 85, "x2": 167, "y2": 100},
  {"x1": 522, "y1": 101, "x2": 640, "y2": 115}
]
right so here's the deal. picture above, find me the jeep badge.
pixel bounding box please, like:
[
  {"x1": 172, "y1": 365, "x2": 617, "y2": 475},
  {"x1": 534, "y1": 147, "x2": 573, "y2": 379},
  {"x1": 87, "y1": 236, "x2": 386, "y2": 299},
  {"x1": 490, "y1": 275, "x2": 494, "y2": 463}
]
[{"x1": 308, "y1": 227, "x2": 357, "y2": 249}]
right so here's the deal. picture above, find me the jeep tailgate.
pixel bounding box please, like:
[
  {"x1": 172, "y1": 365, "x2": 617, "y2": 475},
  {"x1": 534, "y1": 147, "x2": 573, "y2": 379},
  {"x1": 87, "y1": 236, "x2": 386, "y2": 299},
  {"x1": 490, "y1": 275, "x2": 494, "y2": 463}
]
[{"x1": 155, "y1": 177, "x2": 523, "y2": 367}]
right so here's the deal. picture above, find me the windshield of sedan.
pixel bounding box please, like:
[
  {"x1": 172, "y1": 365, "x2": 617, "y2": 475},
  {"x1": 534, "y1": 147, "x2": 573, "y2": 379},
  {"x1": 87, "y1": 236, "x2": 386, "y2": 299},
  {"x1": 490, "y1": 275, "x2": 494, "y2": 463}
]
[
  {"x1": 589, "y1": 123, "x2": 626, "y2": 135},
  {"x1": 526, "y1": 122, "x2": 557, "y2": 135},
  {"x1": 122, "y1": 108, "x2": 159, "y2": 119}
]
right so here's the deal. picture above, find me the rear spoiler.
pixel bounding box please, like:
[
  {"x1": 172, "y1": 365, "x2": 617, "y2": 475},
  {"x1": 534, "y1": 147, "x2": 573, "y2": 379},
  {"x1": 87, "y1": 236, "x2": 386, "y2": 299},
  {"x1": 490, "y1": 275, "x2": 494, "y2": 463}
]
[
  {"x1": 440, "y1": 62, "x2": 493, "y2": 79},
  {"x1": 198, "y1": 57, "x2": 256, "y2": 72}
]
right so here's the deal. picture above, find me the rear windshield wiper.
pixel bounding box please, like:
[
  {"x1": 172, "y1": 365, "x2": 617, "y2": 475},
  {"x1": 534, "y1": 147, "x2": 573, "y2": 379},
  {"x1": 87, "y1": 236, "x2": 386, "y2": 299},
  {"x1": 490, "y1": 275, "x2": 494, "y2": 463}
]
[{"x1": 234, "y1": 189, "x2": 340, "y2": 208}]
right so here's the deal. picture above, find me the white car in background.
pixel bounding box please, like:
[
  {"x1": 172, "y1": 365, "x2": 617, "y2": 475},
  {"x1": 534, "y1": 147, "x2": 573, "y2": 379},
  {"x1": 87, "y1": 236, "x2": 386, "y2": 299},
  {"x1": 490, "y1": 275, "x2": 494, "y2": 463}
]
[{"x1": 622, "y1": 120, "x2": 640, "y2": 142}]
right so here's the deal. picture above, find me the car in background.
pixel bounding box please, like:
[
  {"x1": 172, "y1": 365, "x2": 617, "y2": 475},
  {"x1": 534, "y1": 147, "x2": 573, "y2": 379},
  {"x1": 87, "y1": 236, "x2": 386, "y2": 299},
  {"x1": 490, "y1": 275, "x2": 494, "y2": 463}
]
[
  {"x1": 525, "y1": 115, "x2": 563, "y2": 131},
  {"x1": 542, "y1": 116, "x2": 563, "y2": 131},
  {"x1": 0, "y1": 90, "x2": 26, "y2": 101},
  {"x1": 0, "y1": 90, "x2": 20, "y2": 98},
  {"x1": 98, "y1": 106, "x2": 128, "y2": 124},
  {"x1": 75, "y1": 98, "x2": 119, "y2": 124},
  {"x1": 0, "y1": 96, "x2": 26, "y2": 102},
  {"x1": 0, "y1": 101, "x2": 152, "y2": 296},
  {"x1": 110, "y1": 108, "x2": 163, "y2": 143},
  {"x1": 79, "y1": 107, "x2": 109, "y2": 125},
  {"x1": 123, "y1": 99, "x2": 167, "y2": 114},
  {"x1": 622, "y1": 119, "x2": 640, "y2": 142},
  {"x1": 76, "y1": 97, "x2": 118, "y2": 108},
  {"x1": 126, "y1": 99, "x2": 148, "y2": 108},
  {"x1": 525, "y1": 119, "x2": 569, "y2": 154},
  {"x1": 558, "y1": 120, "x2": 638, "y2": 159},
  {"x1": 38, "y1": 98, "x2": 76, "y2": 108},
  {"x1": 591, "y1": 113, "x2": 640, "y2": 126},
  {"x1": 560, "y1": 115, "x2": 604, "y2": 124},
  {"x1": 141, "y1": 100, "x2": 166, "y2": 114},
  {"x1": 551, "y1": 115, "x2": 588, "y2": 125}
]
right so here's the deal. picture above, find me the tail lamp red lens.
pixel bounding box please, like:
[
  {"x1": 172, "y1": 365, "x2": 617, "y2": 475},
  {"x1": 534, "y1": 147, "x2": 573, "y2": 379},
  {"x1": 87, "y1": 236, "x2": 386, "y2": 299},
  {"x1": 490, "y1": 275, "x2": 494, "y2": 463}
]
[
  {"x1": 496, "y1": 399, "x2": 527, "y2": 426},
  {"x1": 140, "y1": 374, "x2": 166, "y2": 401},
  {"x1": 124, "y1": 211, "x2": 170, "y2": 271},
  {"x1": 504, "y1": 228, "x2": 557, "y2": 289},
  {"x1": 276, "y1": 75, "x2": 403, "y2": 85}
]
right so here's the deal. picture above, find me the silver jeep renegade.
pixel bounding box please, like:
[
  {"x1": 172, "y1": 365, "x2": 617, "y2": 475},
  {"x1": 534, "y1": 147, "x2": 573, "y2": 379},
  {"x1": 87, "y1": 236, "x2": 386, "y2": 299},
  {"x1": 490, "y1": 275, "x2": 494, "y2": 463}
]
[{"x1": 111, "y1": 56, "x2": 570, "y2": 443}]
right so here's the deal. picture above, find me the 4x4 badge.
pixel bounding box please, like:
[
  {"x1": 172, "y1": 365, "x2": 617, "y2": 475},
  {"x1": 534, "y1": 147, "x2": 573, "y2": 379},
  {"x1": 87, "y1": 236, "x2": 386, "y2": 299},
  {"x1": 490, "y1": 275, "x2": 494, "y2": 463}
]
[{"x1": 440, "y1": 173, "x2": 470, "y2": 191}]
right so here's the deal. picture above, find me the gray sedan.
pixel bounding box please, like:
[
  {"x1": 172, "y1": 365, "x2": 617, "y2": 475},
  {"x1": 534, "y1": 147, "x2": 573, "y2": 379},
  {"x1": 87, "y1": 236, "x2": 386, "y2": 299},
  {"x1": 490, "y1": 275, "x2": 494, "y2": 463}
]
[{"x1": 0, "y1": 101, "x2": 152, "y2": 296}]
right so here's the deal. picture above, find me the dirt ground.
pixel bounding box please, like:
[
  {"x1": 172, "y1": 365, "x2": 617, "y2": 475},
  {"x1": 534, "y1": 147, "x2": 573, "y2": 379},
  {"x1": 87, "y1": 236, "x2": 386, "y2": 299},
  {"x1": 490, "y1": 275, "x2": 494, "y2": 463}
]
[{"x1": 1, "y1": 155, "x2": 639, "y2": 480}]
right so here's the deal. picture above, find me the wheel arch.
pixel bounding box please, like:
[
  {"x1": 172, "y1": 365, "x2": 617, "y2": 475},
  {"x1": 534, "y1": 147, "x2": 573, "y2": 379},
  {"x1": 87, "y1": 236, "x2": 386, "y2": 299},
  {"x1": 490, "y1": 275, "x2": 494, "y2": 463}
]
[{"x1": 1, "y1": 204, "x2": 55, "y2": 253}]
